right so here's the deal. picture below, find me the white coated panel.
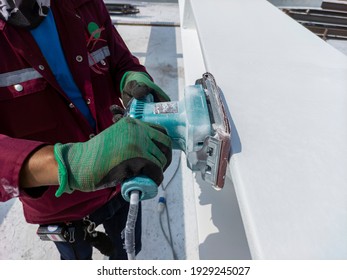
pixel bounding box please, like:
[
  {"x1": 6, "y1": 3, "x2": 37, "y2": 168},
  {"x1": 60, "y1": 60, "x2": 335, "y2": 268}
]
[{"x1": 182, "y1": 0, "x2": 347, "y2": 259}]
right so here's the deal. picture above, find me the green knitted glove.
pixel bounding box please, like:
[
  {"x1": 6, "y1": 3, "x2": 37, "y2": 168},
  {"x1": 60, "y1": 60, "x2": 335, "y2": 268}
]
[
  {"x1": 120, "y1": 71, "x2": 170, "y2": 107},
  {"x1": 54, "y1": 117, "x2": 172, "y2": 197}
]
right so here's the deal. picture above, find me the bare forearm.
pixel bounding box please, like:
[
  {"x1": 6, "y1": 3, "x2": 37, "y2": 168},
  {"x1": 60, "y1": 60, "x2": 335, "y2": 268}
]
[{"x1": 19, "y1": 145, "x2": 59, "y2": 188}]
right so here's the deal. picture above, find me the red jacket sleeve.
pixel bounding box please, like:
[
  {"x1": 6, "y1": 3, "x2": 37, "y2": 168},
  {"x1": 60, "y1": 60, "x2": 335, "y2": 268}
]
[{"x1": 0, "y1": 134, "x2": 45, "y2": 201}]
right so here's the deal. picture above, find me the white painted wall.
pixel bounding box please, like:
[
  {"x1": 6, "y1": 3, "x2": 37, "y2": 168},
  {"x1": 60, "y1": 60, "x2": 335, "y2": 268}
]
[{"x1": 180, "y1": 0, "x2": 347, "y2": 260}]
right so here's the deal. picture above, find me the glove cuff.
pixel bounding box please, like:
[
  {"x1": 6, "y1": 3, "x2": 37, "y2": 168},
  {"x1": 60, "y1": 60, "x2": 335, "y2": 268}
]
[
  {"x1": 120, "y1": 71, "x2": 170, "y2": 102},
  {"x1": 120, "y1": 71, "x2": 132, "y2": 93},
  {"x1": 54, "y1": 143, "x2": 72, "y2": 197}
]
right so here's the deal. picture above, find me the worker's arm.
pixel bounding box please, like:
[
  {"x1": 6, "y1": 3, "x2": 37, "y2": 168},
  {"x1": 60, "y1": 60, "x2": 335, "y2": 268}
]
[
  {"x1": 19, "y1": 145, "x2": 59, "y2": 188},
  {"x1": 15, "y1": 118, "x2": 171, "y2": 198}
]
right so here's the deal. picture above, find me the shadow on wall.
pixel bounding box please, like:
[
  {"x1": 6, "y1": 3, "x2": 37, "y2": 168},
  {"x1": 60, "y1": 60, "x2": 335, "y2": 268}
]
[{"x1": 195, "y1": 173, "x2": 252, "y2": 260}]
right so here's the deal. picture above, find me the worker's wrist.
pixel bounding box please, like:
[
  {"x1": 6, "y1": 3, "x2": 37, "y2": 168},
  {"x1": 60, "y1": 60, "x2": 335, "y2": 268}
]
[{"x1": 19, "y1": 145, "x2": 59, "y2": 188}]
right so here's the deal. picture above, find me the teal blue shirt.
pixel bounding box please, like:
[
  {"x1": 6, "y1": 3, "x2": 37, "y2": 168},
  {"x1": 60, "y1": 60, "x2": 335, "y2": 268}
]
[{"x1": 31, "y1": 10, "x2": 96, "y2": 128}]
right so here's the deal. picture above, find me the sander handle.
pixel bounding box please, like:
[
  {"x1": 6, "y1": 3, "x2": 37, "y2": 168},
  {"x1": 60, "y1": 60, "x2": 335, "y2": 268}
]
[
  {"x1": 120, "y1": 93, "x2": 157, "y2": 259},
  {"x1": 121, "y1": 175, "x2": 158, "y2": 202},
  {"x1": 121, "y1": 94, "x2": 158, "y2": 202},
  {"x1": 121, "y1": 94, "x2": 160, "y2": 202}
]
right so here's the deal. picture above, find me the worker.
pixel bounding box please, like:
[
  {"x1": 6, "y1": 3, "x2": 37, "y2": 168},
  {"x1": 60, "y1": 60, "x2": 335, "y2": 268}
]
[{"x1": 0, "y1": 0, "x2": 172, "y2": 260}]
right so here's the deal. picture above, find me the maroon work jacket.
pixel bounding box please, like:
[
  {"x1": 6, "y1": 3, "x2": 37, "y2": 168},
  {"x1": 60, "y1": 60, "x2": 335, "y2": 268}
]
[{"x1": 0, "y1": 0, "x2": 147, "y2": 223}]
